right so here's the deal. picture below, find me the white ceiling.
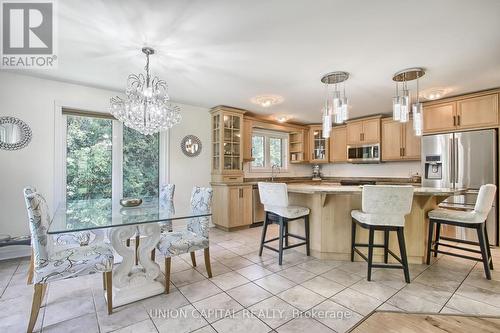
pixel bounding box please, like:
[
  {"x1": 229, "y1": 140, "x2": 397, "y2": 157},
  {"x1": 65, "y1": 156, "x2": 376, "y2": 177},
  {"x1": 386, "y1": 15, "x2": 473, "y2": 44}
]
[{"x1": 10, "y1": 0, "x2": 500, "y2": 123}]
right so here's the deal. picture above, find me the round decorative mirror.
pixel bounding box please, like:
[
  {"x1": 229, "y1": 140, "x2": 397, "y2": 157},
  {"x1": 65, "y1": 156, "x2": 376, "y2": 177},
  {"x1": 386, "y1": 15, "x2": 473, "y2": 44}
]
[
  {"x1": 180, "y1": 135, "x2": 202, "y2": 157},
  {"x1": 0, "y1": 116, "x2": 32, "y2": 150}
]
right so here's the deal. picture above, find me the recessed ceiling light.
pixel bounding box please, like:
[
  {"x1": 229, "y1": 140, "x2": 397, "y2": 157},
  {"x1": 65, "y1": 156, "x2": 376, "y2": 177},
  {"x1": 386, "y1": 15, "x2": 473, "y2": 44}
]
[
  {"x1": 422, "y1": 88, "x2": 451, "y2": 100},
  {"x1": 275, "y1": 115, "x2": 288, "y2": 123},
  {"x1": 250, "y1": 94, "x2": 284, "y2": 108}
]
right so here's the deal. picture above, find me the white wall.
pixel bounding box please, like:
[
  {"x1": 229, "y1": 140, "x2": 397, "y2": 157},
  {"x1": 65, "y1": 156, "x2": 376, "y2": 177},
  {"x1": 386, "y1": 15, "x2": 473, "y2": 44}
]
[{"x1": 0, "y1": 72, "x2": 210, "y2": 241}]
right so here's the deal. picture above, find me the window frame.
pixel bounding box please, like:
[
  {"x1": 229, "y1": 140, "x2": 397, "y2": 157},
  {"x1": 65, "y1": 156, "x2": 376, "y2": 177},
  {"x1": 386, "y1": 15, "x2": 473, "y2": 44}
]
[{"x1": 250, "y1": 129, "x2": 288, "y2": 173}]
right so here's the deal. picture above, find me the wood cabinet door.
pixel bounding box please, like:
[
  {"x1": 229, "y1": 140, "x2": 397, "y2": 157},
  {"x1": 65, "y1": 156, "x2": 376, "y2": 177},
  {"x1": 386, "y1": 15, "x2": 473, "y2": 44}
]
[
  {"x1": 381, "y1": 119, "x2": 402, "y2": 161},
  {"x1": 457, "y1": 94, "x2": 499, "y2": 130},
  {"x1": 403, "y1": 120, "x2": 421, "y2": 160},
  {"x1": 228, "y1": 187, "x2": 243, "y2": 227},
  {"x1": 330, "y1": 126, "x2": 347, "y2": 162},
  {"x1": 242, "y1": 119, "x2": 253, "y2": 161},
  {"x1": 362, "y1": 118, "x2": 381, "y2": 143},
  {"x1": 346, "y1": 121, "x2": 363, "y2": 145},
  {"x1": 423, "y1": 102, "x2": 456, "y2": 133},
  {"x1": 309, "y1": 126, "x2": 329, "y2": 163},
  {"x1": 241, "y1": 186, "x2": 253, "y2": 226}
]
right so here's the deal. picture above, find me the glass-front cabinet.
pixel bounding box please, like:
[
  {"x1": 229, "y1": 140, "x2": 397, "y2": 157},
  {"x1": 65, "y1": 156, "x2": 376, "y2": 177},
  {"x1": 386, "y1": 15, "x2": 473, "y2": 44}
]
[
  {"x1": 309, "y1": 125, "x2": 329, "y2": 163},
  {"x1": 210, "y1": 106, "x2": 246, "y2": 182}
]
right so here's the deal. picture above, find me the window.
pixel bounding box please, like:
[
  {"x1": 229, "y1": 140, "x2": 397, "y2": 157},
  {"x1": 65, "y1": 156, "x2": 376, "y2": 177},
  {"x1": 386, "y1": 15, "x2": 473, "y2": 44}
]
[
  {"x1": 62, "y1": 111, "x2": 164, "y2": 202},
  {"x1": 251, "y1": 129, "x2": 288, "y2": 171}
]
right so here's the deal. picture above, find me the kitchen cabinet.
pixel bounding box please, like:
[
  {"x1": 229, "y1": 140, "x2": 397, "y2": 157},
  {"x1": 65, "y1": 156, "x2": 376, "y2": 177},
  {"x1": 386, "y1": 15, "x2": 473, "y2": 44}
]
[
  {"x1": 212, "y1": 184, "x2": 252, "y2": 230},
  {"x1": 308, "y1": 125, "x2": 329, "y2": 163},
  {"x1": 210, "y1": 106, "x2": 245, "y2": 182},
  {"x1": 382, "y1": 118, "x2": 420, "y2": 161},
  {"x1": 243, "y1": 118, "x2": 253, "y2": 161},
  {"x1": 346, "y1": 116, "x2": 381, "y2": 145},
  {"x1": 289, "y1": 129, "x2": 308, "y2": 163},
  {"x1": 423, "y1": 91, "x2": 499, "y2": 134},
  {"x1": 330, "y1": 126, "x2": 347, "y2": 163}
]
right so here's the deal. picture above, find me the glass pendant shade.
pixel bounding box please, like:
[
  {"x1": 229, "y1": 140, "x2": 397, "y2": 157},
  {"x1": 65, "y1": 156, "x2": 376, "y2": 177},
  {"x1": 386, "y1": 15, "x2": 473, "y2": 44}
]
[
  {"x1": 341, "y1": 97, "x2": 349, "y2": 123},
  {"x1": 399, "y1": 89, "x2": 410, "y2": 123},
  {"x1": 412, "y1": 102, "x2": 423, "y2": 136},
  {"x1": 321, "y1": 71, "x2": 350, "y2": 131},
  {"x1": 322, "y1": 113, "x2": 332, "y2": 138},
  {"x1": 392, "y1": 96, "x2": 401, "y2": 121}
]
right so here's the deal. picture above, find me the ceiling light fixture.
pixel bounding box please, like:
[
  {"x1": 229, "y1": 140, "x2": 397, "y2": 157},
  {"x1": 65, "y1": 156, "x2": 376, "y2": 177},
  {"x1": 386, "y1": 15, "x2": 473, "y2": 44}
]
[
  {"x1": 422, "y1": 88, "x2": 448, "y2": 100},
  {"x1": 250, "y1": 94, "x2": 284, "y2": 108},
  {"x1": 275, "y1": 115, "x2": 288, "y2": 123},
  {"x1": 392, "y1": 68, "x2": 426, "y2": 135},
  {"x1": 110, "y1": 47, "x2": 181, "y2": 135},
  {"x1": 320, "y1": 71, "x2": 350, "y2": 138}
]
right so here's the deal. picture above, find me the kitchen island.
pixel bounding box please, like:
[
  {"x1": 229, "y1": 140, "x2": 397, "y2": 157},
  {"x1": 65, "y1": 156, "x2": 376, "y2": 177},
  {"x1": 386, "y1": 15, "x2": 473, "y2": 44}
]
[{"x1": 286, "y1": 184, "x2": 466, "y2": 264}]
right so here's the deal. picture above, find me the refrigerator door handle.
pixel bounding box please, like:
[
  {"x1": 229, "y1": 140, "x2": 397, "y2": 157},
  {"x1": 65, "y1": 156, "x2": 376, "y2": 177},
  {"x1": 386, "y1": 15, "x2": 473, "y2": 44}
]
[
  {"x1": 455, "y1": 137, "x2": 459, "y2": 184},
  {"x1": 450, "y1": 137, "x2": 455, "y2": 188}
]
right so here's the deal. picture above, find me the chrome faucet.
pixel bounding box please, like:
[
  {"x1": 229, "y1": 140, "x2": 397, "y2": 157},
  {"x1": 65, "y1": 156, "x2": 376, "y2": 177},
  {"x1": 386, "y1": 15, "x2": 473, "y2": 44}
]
[{"x1": 271, "y1": 164, "x2": 280, "y2": 182}]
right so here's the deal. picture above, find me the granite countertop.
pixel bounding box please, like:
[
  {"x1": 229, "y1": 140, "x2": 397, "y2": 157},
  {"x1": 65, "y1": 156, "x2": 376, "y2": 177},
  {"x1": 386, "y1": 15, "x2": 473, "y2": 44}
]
[
  {"x1": 211, "y1": 176, "x2": 420, "y2": 187},
  {"x1": 286, "y1": 183, "x2": 466, "y2": 196}
]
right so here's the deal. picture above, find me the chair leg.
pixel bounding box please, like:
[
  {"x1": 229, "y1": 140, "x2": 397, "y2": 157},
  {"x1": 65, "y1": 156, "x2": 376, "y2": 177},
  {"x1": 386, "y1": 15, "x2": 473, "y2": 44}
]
[
  {"x1": 105, "y1": 271, "x2": 113, "y2": 314},
  {"x1": 278, "y1": 217, "x2": 284, "y2": 265},
  {"x1": 27, "y1": 249, "x2": 34, "y2": 285},
  {"x1": 426, "y1": 219, "x2": 435, "y2": 265},
  {"x1": 477, "y1": 224, "x2": 492, "y2": 280},
  {"x1": 397, "y1": 227, "x2": 411, "y2": 283},
  {"x1": 259, "y1": 213, "x2": 269, "y2": 256},
  {"x1": 483, "y1": 223, "x2": 494, "y2": 270},
  {"x1": 367, "y1": 227, "x2": 375, "y2": 281},
  {"x1": 384, "y1": 230, "x2": 389, "y2": 264},
  {"x1": 190, "y1": 252, "x2": 197, "y2": 267},
  {"x1": 102, "y1": 272, "x2": 106, "y2": 291},
  {"x1": 165, "y1": 257, "x2": 171, "y2": 294},
  {"x1": 284, "y1": 222, "x2": 289, "y2": 247},
  {"x1": 304, "y1": 215, "x2": 310, "y2": 256},
  {"x1": 151, "y1": 249, "x2": 156, "y2": 262},
  {"x1": 351, "y1": 219, "x2": 356, "y2": 262},
  {"x1": 434, "y1": 222, "x2": 441, "y2": 258},
  {"x1": 27, "y1": 283, "x2": 44, "y2": 333},
  {"x1": 135, "y1": 235, "x2": 140, "y2": 266},
  {"x1": 204, "y1": 248, "x2": 213, "y2": 278}
]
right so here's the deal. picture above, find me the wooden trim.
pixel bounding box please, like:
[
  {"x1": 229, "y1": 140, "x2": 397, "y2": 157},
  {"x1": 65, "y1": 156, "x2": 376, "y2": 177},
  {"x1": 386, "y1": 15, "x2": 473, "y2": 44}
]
[
  {"x1": 423, "y1": 87, "x2": 500, "y2": 106},
  {"x1": 62, "y1": 108, "x2": 116, "y2": 120}
]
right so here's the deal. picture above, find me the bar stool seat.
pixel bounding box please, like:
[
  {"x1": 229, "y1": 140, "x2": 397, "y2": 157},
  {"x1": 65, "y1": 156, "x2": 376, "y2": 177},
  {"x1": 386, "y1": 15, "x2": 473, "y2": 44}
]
[
  {"x1": 351, "y1": 211, "x2": 405, "y2": 227},
  {"x1": 266, "y1": 205, "x2": 310, "y2": 219},
  {"x1": 428, "y1": 208, "x2": 486, "y2": 224}
]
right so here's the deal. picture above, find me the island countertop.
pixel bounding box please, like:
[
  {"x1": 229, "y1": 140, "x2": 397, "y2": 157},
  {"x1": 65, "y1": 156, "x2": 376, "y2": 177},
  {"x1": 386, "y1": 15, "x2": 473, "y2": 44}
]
[{"x1": 287, "y1": 183, "x2": 467, "y2": 196}]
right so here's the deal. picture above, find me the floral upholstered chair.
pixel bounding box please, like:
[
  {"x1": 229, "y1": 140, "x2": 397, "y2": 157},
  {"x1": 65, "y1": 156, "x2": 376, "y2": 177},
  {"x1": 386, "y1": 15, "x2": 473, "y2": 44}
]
[
  {"x1": 23, "y1": 188, "x2": 114, "y2": 333},
  {"x1": 156, "y1": 186, "x2": 213, "y2": 293},
  {"x1": 24, "y1": 186, "x2": 104, "y2": 285}
]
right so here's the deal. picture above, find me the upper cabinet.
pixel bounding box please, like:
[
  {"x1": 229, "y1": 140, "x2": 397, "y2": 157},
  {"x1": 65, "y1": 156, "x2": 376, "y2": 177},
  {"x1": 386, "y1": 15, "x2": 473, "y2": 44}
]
[
  {"x1": 382, "y1": 118, "x2": 420, "y2": 161},
  {"x1": 308, "y1": 125, "x2": 329, "y2": 163},
  {"x1": 346, "y1": 116, "x2": 381, "y2": 145},
  {"x1": 423, "y1": 91, "x2": 499, "y2": 134},
  {"x1": 210, "y1": 106, "x2": 245, "y2": 182},
  {"x1": 330, "y1": 126, "x2": 347, "y2": 163},
  {"x1": 242, "y1": 118, "x2": 253, "y2": 161},
  {"x1": 289, "y1": 129, "x2": 308, "y2": 163}
]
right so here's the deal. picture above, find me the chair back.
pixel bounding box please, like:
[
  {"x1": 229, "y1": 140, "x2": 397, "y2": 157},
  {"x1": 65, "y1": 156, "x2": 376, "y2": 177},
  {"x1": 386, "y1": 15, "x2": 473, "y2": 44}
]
[
  {"x1": 258, "y1": 182, "x2": 288, "y2": 211},
  {"x1": 160, "y1": 184, "x2": 175, "y2": 202},
  {"x1": 188, "y1": 187, "x2": 213, "y2": 238},
  {"x1": 362, "y1": 185, "x2": 414, "y2": 216},
  {"x1": 474, "y1": 184, "x2": 497, "y2": 216},
  {"x1": 23, "y1": 187, "x2": 50, "y2": 269}
]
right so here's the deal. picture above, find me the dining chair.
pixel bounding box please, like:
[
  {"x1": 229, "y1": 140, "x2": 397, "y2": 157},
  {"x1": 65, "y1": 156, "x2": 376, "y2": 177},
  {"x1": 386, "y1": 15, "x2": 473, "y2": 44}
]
[
  {"x1": 127, "y1": 184, "x2": 175, "y2": 264},
  {"x1": 427, "y1": 184, "x2": 496, "y2": 280},
  {"x1": 156, "y1": 186, "x2": 213, "y2": 293},
  {"x1": 24, "y1": 186, "x2": 104, "y2": 285},
  {"x1": 23, "y1": 188, "x2": 115, "y2": 333},
  {"x1": 351, "y1": 185, "x2": 414, "y2": 283}
]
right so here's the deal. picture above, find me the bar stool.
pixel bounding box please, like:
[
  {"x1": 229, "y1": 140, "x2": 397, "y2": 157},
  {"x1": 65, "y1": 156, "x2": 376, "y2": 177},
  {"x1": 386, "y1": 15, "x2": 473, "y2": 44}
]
[
  {"x1": 351, "y1": 185, "x2": 414, "y2": 283},
  {"x1": 258, "y1": 182, "x2": 310, "y2": 265},
  {"x1": 427, "y1": 184, "x2": 496, "y2": 280}
]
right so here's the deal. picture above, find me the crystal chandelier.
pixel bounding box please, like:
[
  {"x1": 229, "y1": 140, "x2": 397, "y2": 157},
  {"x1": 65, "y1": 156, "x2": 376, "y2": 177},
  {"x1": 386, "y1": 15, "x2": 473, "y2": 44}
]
[
  {"x1": 392, "y1": 68, "x2": 425, "y2": 135},
  {"x1": 321, "y1": 71, "x2": 350, "y2": 138},
  {"x1": 110, "y1": 47, "x2": 181, "y2": 135}
]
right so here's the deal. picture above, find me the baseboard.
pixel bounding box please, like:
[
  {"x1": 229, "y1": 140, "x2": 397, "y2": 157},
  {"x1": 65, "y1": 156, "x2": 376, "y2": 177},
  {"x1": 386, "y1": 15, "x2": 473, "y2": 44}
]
[{"x1": 0, "y1": 245, "x2": 31, "y2": 261}]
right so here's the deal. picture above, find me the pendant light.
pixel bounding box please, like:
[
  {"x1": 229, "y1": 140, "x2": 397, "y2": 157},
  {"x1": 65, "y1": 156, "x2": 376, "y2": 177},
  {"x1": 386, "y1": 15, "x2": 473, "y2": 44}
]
[
  {"x1": 412, "y1": 74, "x2": 424, "y2": 136},
  {"x1": 321, "y1": 71, "x2": 350, "y2": 138},
  {"x1": 392, "y1": 68, "x2": 425, "y2": 133}
]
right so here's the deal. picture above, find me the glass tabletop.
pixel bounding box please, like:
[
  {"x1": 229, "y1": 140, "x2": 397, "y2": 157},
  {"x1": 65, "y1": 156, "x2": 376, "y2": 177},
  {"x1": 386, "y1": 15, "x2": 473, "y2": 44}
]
[{"x1": 48, "y1": 198, "x2": 211, "y2": 234}]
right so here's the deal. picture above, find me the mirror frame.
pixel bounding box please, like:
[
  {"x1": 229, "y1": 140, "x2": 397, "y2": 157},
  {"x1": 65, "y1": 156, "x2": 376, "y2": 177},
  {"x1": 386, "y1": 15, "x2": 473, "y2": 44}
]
[
  {"x1": 180, "y1": 135, "x2": 202, "y2": 157},
  {"x1": 0, "y1": 116, "x2": 32, "y2": 150}
]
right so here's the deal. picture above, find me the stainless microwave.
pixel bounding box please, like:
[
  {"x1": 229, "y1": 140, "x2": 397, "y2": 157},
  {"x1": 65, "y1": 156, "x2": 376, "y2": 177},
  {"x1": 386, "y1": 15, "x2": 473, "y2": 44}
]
[{"x1": 347, "y1": 144, "x2": 381, "y2": 163}]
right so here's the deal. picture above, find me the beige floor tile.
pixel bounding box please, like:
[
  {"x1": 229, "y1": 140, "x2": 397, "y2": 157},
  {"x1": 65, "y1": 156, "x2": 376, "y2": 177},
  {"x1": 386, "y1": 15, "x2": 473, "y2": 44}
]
[
  {"x1": 111, "y1": 319, "x2": 158, "y2": 333},
  {"x1": 141, "y1": 291, "x2": 189, "y2": 313},
  {"x1": 320, "y1": 268, "x2": 363, "y2": 287},
  {"x1": 455, "y1": 283, "x2": 500, "y2": 308},
  {"x1": 191, "y1": 325, "x2": 217, "y2": 333},
  {"x1": 376, "y1": 302, "x2": 404, "y2": 312},
  {"x1": 350, "y1": 279, "x2": 399, "y2": 301},
  {"x1": 44, "y1": 294, "x2": 95, "y2": 328},
  {"x1": 277, "y1": 285, "x2": 325, "y2": 311},
  {"x1": 301, "y1": 276, "x2": 345, "y2": 298},
  {"x1": 336, "y1": 261, "x2": 369, "y2": 276},
  {"x1": 249, "y1": 296, "x2": 299, "y2": 329},
  {"x1": 195, "y1": 260, "x2": 232, "y2": 278},
  {"x1": 297, "y1": 260, "x2": 343, "y2": 275},
  {"x1": 178, "y1": 279, "x2": 222, "y2": 303},
  {"x1": 210, "y1": 271, "x2": 250, "y2": 291},
  {"x1": 331, "y1": 288, "x2": 382, "y2": 315},
  {"x1": 192, "y1": 292, "x2": 243, "y2": 323},
  {"x1": 276, "y1": 317, "x2": 334, "y2": 333},
  {"x1": 369, "y1": 268, "x2": 409, "y2": 289},
  {"x1": 155, "y1": 304, "x2": 209, "y2": 333},
  {"x1": 242, "y1": 251, "x2": 274, "y2": 264},
  {"x1": 236, "y1": 264, "x2": 274, "y2": 280},
  {"x1": 211, "y1": 309, "x2": 271, "y2": 333},
  {"x1": 170, "y1": 268, "x2": 206, "y2": 287},
  {"x1": 254, "y1": 274, "x2": 297, "y2": 294},
  {"x1": 42, "y1": 313, "x2": 99, "y2": 333},
  {"x1": 95, "y1": 296, "x2": 150, "y2": 333},
  {"x1": 227, "y1": 282, "x2": 272, "y2": 307},
  {"x1": 277, "y1": 266, "x2": 317, "y2": 284},
  {"x1": 446, "y1": 294, "x2": 500, "y2": 316},
  {"x1": 311, "y1": 300, "x2": 364, "y2": 333},
  {"x1": 387, "y1": 289, "x2": 444, "y2": 313},
  {"x1": 218, "y1": 256, "x2": 255, "y2": 270}
]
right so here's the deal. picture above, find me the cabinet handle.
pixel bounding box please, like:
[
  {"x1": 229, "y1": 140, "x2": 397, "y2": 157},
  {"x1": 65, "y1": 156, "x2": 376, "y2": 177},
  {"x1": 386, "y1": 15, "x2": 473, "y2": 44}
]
[
  {"x1": 453, "y1": 115, "x2": 456, "y2": 126},
  {"x1": 402, "y1": 147, "x2": 405, "y2": 156},
  {"x1": 239, "y1": 188, "x2": 243, "y2": 198},
  {"x1": 359, "y1": 133, "x2": 362, "y2": 141},
  {"x1": 457, "y1": 115, "x2": 461, "y2": 126},
  {"x1": 400, "y1": 147, "x2": 402, "y2": 157}
]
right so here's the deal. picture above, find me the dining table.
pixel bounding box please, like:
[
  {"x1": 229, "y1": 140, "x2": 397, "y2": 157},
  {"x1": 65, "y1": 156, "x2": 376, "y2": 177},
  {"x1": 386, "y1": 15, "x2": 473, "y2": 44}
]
[{"x1": 48, "y1": 197, "x2": 211, "y2": 308}]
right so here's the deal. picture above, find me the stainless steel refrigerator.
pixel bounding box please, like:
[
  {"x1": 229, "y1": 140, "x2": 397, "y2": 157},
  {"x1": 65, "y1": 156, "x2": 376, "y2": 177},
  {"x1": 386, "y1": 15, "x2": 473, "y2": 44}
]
[{"x1": 422, "y1": 129, "x2": 498, "y2": 245}]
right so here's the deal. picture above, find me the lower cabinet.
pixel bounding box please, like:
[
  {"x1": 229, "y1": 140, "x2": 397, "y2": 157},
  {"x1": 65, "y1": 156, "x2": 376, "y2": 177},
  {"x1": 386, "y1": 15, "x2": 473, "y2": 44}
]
[{"x1": 212, "y1": 184, "x2": 252, "y2": 230}]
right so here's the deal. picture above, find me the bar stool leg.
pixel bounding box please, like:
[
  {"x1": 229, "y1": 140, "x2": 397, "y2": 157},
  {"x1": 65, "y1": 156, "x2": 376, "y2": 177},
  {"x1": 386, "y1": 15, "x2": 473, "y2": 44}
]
[
  {"x1": 426, "y1": 219, "x2": 435, "y2": 265},
  {"x1": 483, "y1": 223, "x2": 494, "y2": 270},
  {"x1": 397, "y1": 227, "x2": 410, "y2": 283},
  {"x1": 305, "y1": 215, "x2": 310, "y2": 256},
  {"x1": 284, "y1": 222, "x2": 289, "y2": 247},
  {"x1": 477, "y1": 224, "x2": 492, "y2": 280},
  {"x1": 351, "y1": 219, "x2": 356, "y2": 262},
  {"x1": 278, "y1": 217, "x2": 284, "y2": 265},
  {"x1": 367, "y1": 227, "x2": 375, "y2": 281},
  {"x1": 259, "y1": 213, "x2": 269, "y2": 256},
  {"x1": 434, "y1": 222, "x2": 441, "y2": 258},
  {"x1": 383, "y1": 230, "x2": 389, "y2": 264}
]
